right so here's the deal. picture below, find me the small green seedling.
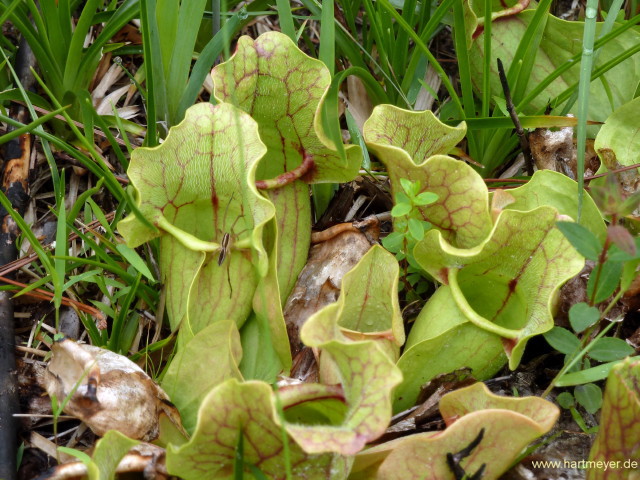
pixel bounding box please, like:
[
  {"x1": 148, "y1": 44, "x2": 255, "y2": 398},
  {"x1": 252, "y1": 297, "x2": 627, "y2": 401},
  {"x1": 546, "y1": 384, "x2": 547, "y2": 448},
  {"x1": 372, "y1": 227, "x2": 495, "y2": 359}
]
[{"x1": 382, "y1": 178, "x2": 437, "y2": 299}]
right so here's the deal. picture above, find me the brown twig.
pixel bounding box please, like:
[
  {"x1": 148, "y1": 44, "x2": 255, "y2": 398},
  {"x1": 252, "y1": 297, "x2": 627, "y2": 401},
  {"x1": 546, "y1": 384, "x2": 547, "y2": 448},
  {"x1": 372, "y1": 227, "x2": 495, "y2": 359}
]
[
  {"x1": 497, "y1": 58, "x2": 534, "y2": 176},
  {"x1": 0, "y1": 275, "x2": 106, "y2": 322}
]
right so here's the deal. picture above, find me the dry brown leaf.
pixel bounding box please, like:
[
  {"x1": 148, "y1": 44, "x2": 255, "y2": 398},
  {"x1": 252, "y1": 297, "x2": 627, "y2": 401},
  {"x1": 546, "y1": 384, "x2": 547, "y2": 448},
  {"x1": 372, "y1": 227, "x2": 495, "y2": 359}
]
[{"x1": 43, "y1": 337, "x2": 185, "y2": 442}]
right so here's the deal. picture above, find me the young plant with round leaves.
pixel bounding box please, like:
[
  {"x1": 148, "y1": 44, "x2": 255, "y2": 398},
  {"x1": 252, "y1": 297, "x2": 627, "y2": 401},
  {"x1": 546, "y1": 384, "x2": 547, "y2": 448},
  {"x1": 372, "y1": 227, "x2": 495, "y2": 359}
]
[
  {"x1": 543, "y1": 209, "x2": 638, "y2": 420},
  {"x1": 382, "y1": 178, "x2": 438, "y2": 299}
]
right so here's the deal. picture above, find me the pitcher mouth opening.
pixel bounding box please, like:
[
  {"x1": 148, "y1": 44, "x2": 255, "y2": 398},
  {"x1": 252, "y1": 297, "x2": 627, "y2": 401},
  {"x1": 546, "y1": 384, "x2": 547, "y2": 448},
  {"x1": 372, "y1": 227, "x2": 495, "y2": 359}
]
[{"x1": 449, "y1": 268, "x2": 527, "y2": 340}]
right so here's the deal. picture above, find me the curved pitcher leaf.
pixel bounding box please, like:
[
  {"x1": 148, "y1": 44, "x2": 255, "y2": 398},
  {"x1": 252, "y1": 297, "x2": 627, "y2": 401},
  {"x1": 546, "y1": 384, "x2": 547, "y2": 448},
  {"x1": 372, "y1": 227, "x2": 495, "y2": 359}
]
[
  {"x1": 470, "y1": 10, "x2": 640, "y2": 121},
  {"x1": 166, "y1": 379, "x2": 350, "y2": 480},
  {"x1": 593, "y1": 97, "x2": 640, "y2": 213},
  {"x1": 336, "y1": 245, "x2": 404, "y2": 354},
  {"x1": 394, "y1": 286, "x2": 506, "y2": 412},
  {"x1": 594, "y1": 96, "x2": 640, "y2": 170},
  {"x1": 248, "y1": 218, "x2": 293, "y2": 378},
  {"x1": 161, "y1": 321, "x2": 243, "y2": 434},
  {"x1": 363, "y1": 106, "x2": 491, "y2": 248},
  {"x1": 118, "y1": 103, "x2": 275, "y2": 337},
  {"x1": 212, "y1": 31, "x2": 362, "y2": 299},
  {"x1": 294, "y1": 246, "x2": 404, "y2": 455},
  {"x1": 414, "y1": 206, "x2": 584, "y2": 369},
  {"x1": 504, "y1": 169, "x2": 607, "y2": 240},
  {"x1": 587, "y1": 357, "x2": 640, "y2": 480},
  {"x1": 352, "y1": 383, "x2": 559, "y2": 480}
]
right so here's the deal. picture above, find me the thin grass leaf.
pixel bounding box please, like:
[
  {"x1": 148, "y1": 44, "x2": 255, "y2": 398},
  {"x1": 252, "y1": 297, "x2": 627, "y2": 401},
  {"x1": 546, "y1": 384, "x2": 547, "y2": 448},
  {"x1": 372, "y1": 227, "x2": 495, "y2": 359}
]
[
  {"x1": 376, "y1": 0, "x2": 463, "y2": 116},
  {"x1": 452, "y1": 1, "x2": 478, "y2": 157},
  {"x1": 400, "y1": 0, "x2": 455, "y2": 96},
  {"x1": 0, "y1": 190, "x2": 61, "y2": 300},
  {"x1": 30, "y1": 68, "x2": 126, "y2": 199},
  {"x1": 166, "y1": 0, "x2": 208, "y2": 125},
  {"x1": 140, "y1": 0, "x2": 166, "y2": 143},
  {"x1": 63, "y1": 0, "x2": 100, "y2": 91},
  {"x1": 508, "y1": 0, "x2": 552, "y2": 103},
  {"x1": 178, "y1": 9, "x2": 244, "y2": 118},
  {"x1": 108, "y1": 273, "x2": 141, "y2": 353},
  {"x1": 276, "y1": 0, "x2": 296, "y2": 41},
  {"x1": 559, "y1": 0, "x2": 625, "y2": 115},
  {"x1": 576, "y1": 0, "x2": 599, "y2": 219},
  {"x1": 518, "y1": 12, "x2": 640, "y2": 110},
  {"x1": 0, "y1": 106, "x2": 67, "y2": 144},
  {"x1": 319, "y1": 0, "x2": 335, "y2": 75},
  {"x1": 345, "y1": 108, "x2": 371, "y2": 171},
  {"x1": 54, "y1": 172, "x2": 67, "y2": 312},
  {"x1": 233, "y1": 428, "x2": 245, "y2": 479}
]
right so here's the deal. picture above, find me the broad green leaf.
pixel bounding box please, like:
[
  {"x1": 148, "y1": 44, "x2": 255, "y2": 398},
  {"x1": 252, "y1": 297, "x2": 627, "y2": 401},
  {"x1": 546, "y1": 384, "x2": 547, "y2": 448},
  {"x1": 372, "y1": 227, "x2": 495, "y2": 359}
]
[
  {"x1": 399, "y1": 178, "x2": 414, "y2": 194},
  {"x1": 557, "y1": 391, "x2": 575, "y2": 409},
  {"x1": 556, "y1": 222, "x2": 602, "y2": 261},
  {"x1": 471, "y1": 11, "x2": 640, "y2": 122},
  {"x1": 569, "y1": 302, "x2": 601, "y2": 334},
  {"x1": 161, "y1": 321, "x2": 243, "y2": 434},
  {"x1": 86, "y1": 430, "x2": 140, "y2": 480},
  {"x1": 407, "y1": 218, "x2": 424, "y2": 242},
  {"x1": 588, "y1": 337, "x2": 634, "y2": 363},
  {"x1": 544, "y1": 327, "x2": 581, "y2": 355},
  {"x1": 587, "y1": 357, "x2": 640, "y2": 478},
  {"x1": 574, "y1": 384, "x2": 603, "y2": 414},
  {"x1": 395, "y1": 286, "x2": 506, "y2": 412},
  {"x1": 593, "y1": 96, "x2": 640, "y2": 181},
  {"x1": 391, "y1": 202, "x2": 411, "y2": 217},
  {"x1": 352, "y1": 383, "x2": 559, "y2": 480},
  {"x1": 118, "y1": 103, "x2": 275, "y2": 341},
  {"x1": 166, "y1": 380, "x2": 349, "y2": 480},
  {"x1": 212, "y1": 31, "x2": 362, "y2": 300},
  {"x1": 505, "y1": 170, "x2": 607, "y2": 241},
  {"x1": 414, "y1": 206, "x2": 584, "y2": 369},
  {"x1": 414, "y1": 191, "x2": 438, "y2": 206},
  {"x1": 364, "y1": 105, "x2": 491, "y2": 248},
  {"x1": 587, "y1": 260, "x2": 623, "y2": 304}
]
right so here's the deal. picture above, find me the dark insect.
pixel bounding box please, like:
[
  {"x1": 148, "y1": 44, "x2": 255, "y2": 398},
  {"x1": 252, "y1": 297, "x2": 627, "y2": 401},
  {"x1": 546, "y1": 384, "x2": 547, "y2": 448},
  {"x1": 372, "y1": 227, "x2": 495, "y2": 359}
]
[{"x1": 217, "y1": 232, "x2": 231, "y2": 266}]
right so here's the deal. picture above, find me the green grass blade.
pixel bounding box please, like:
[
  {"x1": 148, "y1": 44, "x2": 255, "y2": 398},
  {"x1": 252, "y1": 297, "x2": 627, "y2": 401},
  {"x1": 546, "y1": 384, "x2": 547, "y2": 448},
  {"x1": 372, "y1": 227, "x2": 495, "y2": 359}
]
[
  {"x1": 0, "y1": 106, "x2": 67, "y2": 144},
  {"x1": 233, "y1": 428, "x2": 245, "y2": 480},
  {"x1": 166, "y1": 0, "x2": 208, "y2": 125},
  {"x1": 376, "y1": 0, "x2": 463, "y2": 115},
  {"x1": 576, "y1": 0, "x2": 599, "y2": 219},
  {"x1": 108, "y1": 273, "x2": 141, "y2": 353},
  {"x1": 140, "y1": 0, "x2": 166, "y2": 143},
  {"x1": 400, "y1": 0, "x2": 455, "y2": 96},
  {"x1": 452, "y1": 2, "x2": 476, "y2": 120},
  {"x1": 319, "y1": 0, "x2": 335, "y2": 75},
  {"x1": 0, "y1": 190, "x2": 60, "y2": 296},
  {"x1": 276, "y1": 0, "x2": 296, "y2": 41},
  {"x1": 481, "y1": 0, "x2": 492, "y2": 117},
  {"x1": 518, "y1": 11, "x2": 640, "y2": 109},
  {"x1": 62, "y1": 0, "x2": 99, "y2": 91},
  {"x1": 177, "y1": 9, "x2": 244, "y2": 119},
  {"x1": 506, "y1": 0, "x2": 552, "y2": 103},
  {"x1": 30, "y1": 68, "x2": 127, "y2": 200},
  {"x1": 54, "y1": 171, "x2": 67, "y2": 311},
  {"x1": 558, "y1": 0, "x2": 625, "y2": 115},
  {"x1": 79, "y1": 0, "x2": 139, "y2": 85}
]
